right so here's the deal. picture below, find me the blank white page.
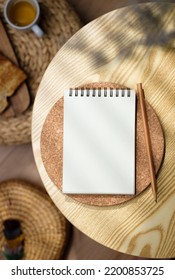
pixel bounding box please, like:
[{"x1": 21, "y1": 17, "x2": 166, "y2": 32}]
[{"x1": 63, "y1": 88, "x2": 136, "y2": 194}]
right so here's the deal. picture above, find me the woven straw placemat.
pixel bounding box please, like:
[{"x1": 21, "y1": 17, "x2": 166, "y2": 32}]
[
  {"x1": 0, "y1": 0, "x2": 81, "y2": 145},
  {"x1": 0, "y1": 180, "x2": 70, "y2": 260}
]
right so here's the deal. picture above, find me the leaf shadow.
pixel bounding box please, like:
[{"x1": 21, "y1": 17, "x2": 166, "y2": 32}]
[{"x1": 64, "y1": 2, "x2": 175, "y2": 70}]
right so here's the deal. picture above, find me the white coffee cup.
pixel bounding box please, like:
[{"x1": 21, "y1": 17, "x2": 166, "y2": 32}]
[{"x1": 4, "y1": 0, "x2": 44, "y2": 37}]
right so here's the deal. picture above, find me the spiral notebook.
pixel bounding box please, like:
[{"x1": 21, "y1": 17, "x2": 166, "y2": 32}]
[{"x1": 63, "y1": 88, "x2": 136, "y2": 195}]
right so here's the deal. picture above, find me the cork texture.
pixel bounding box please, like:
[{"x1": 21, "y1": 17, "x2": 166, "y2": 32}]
[{"x1": 41, "y1": 83, "x2": 165, "y2": 206}]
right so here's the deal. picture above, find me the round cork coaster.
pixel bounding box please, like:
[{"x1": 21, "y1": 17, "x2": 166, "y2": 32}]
[{"x1": 40, "y1": 83, "x2": 165, "y2": 206}]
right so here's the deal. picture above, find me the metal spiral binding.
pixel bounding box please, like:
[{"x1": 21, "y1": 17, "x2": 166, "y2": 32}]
[{"x1": 69, "y1": 88, "x2": 131, "y2": 97}]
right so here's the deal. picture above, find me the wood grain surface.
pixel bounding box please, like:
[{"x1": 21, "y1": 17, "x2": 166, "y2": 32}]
[
  {"x1": 32, "y1": 3, "x2": 175, "y2": 258},
  {"x1": 0, "y1": 0, "x2": 146, "y2": 261},
  {"x1": 0, "y1": 18, "x2": 30, "y2": 116}
]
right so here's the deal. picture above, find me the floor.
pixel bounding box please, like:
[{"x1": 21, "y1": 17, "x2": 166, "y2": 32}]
[
  {"x1": 67, "y1": 0, "x2": 174, "y2": 23},
  {"x1": 1, "y1": 0, "x2": 167, "y2": 260}
]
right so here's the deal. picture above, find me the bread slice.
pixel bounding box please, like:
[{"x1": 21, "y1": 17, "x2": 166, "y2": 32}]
[
  {"x1": 0, "y1": 53, "x2": 26, "y2": 113},
  {"x1": 0, "y1": 96, "x2": 8, "y2": 113}
]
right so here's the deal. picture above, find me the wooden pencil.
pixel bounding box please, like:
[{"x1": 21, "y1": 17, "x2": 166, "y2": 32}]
[{"x1": 137, "y1": 83, "x2": 157, "y2": 202}]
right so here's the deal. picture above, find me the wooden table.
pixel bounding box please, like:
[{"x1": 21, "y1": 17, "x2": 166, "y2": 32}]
[{"x1": 32, "y1": 3, "x2": 175, "y2": 258}]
